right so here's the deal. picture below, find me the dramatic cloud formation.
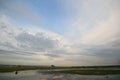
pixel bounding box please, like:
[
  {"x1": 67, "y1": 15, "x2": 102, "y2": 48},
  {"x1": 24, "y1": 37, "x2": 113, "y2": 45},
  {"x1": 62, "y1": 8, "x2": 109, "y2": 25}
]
[
  {"x1": 0, "y1": 0, "x2": 120, "y2": 66},
  {"x1": 0, "y1": 14, "x2": 69, "y2": 65}
]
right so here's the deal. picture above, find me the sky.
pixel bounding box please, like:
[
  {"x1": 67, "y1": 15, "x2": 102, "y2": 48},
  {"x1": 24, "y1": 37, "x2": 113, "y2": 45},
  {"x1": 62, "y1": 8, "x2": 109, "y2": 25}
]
[{"x1": 0, "y1": 0, "x2": 120, "y2": 66}]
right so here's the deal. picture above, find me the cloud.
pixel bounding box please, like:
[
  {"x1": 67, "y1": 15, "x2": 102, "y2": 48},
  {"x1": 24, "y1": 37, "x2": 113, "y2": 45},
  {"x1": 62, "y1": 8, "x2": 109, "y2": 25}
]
[
  {"x1": 56, "y1": 0, "x2": 120, "y2": 65},
  {"x1": 44, "y1": 54, "x2": 61, "y2": 58},
  {"x1": 15, "y1": 32, "x2": 59, "y2": 52},
  {"x1": 0, "y1": 49, "x2": 43, "y2": 65},
  {"x1": 59, "y1": 0, "x2": 120, "y2": 45},
  {"x1": 0, "y1": 14, "x2": 69, "y2": 65},
  {"x1": 59, "y1": 0, "x2": 120, "y2": 43},
  {"x1": 0, "y1": 14, "x2": 67, "y2": 51},
  {"x1": 0, "y1": 0, "x2": 120, "y2": 66},
  {"x1": 81, "y1": 13, "x2": 120, "y2": 45}
]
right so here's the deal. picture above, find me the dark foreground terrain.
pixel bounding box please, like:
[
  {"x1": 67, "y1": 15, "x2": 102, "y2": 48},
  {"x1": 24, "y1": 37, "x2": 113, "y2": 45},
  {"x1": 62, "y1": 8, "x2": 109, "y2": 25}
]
[{"x1": 0, "y1": 65, "x2": 120, "y2": 75}]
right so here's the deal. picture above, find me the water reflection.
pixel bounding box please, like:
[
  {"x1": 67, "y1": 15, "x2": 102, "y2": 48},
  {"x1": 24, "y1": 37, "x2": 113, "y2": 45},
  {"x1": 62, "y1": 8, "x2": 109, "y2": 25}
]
[{"x1": 0, "y1": 70, "x2": 120, "y2": 80}]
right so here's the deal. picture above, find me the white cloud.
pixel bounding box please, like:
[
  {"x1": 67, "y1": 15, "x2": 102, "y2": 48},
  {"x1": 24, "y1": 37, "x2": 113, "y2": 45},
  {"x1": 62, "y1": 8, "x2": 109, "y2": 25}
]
[
  {"x1": 0, "y1": 0, "x2": 120, "y2": 66},
  {"x1": 0, "y1": 14, "x2": 68, "y2": 52},
  {"x1": 0, "y1": 14, "x2": 22, "y2": 50},
  {"x1": 56, "y1": 0, "x2": 120, "y2": 65},
  {"x1": 81, "y1": 13, "x2": 120, "y2": 45},
  {"x1": 0, "y1": 14, "x2": 70, "y2": 65},
  {"x1": 59, "y1": 0, "x2": 120, "y2": 46}
]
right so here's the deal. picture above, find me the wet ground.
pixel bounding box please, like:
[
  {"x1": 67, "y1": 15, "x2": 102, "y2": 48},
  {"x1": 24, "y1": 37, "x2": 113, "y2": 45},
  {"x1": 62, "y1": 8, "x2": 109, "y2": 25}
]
[{"x1": 0, "y1": 70, "x2": 120, "y2": 80}]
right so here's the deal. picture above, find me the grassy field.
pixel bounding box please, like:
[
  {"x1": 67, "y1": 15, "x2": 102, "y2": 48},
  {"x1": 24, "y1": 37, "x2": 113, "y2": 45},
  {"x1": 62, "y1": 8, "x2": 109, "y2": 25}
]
[
  {"x1": 0, "y1": 66, "x2": 69, "y2": 72},
  {"x1": 0, "y1": 66, "x2": 120, "y2": 75},
  {"x1": 59, "y1": 70, "x2": 120, "y2": 75},
  {"x1": 0, "y1": 66, "x2": 54, "y2": 72}
]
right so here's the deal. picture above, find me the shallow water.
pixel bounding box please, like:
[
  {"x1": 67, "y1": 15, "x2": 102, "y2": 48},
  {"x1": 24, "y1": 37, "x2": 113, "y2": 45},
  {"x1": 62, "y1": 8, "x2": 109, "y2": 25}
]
[{"x1": 0, "y1": 70, "x2": 120, "y2": 80}]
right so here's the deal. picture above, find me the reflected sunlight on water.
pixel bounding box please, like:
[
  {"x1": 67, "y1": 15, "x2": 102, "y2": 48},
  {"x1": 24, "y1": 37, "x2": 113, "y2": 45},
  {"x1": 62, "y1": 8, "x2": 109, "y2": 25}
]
[{"x1": 0, "y1": 70, "x2": 120, "y2": 80}]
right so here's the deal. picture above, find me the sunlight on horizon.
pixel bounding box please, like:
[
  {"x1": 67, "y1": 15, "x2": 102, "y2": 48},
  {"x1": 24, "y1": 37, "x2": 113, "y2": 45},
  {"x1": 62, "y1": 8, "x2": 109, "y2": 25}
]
[{"x1": 0, "y1": 0, "x2": 120, "y2": 66}]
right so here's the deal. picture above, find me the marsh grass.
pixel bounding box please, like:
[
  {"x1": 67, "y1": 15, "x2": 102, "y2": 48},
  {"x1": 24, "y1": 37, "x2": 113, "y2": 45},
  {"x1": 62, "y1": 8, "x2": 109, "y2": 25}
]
[
  {"x1": 0, "y1": 66, "x2": 120, "y2": 75},
  {"x1": 0, "y1": 66, "x2": 50, "y2": 72},
  {"x1": 60, "y1": 70, "x2": 120, "y2": 75},
  {"x1": 0, "y1": 66, "x2": 69, "y2": 72}
]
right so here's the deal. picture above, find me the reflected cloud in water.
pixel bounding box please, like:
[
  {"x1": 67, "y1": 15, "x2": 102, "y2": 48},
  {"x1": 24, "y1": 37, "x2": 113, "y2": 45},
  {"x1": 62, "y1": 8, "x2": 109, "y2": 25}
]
[{"x1": 0, "y1": 70, "x2": 120, "y2": 80}]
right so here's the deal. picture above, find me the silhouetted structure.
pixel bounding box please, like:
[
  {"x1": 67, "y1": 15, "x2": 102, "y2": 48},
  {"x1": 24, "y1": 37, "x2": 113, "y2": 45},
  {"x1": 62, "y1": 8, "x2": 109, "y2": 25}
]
[
  {"x1": 51, "y1": 65, "x2": 55, "y2": 68},
  {"x1": 15, "y1": 71, "x2": 18, "y2": 75},
  {"x1": 49, "y1": 65, "x2": 55, "y2": 70}
]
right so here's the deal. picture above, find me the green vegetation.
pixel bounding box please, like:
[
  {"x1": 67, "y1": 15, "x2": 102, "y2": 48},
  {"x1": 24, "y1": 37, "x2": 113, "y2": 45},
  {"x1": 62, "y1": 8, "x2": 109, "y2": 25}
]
[
  {"x1": 0, "y1": 65, "x2": 120, "y2": 75},
  {"x1": 0, "y1": 66, "x2": 70, "y2": 72},
  {"x1": 60, "y1": 70, "x2": 120, "y2": 75},
  {"x1": 0, "y1": 66, "x2": 49, "y2": 72}
]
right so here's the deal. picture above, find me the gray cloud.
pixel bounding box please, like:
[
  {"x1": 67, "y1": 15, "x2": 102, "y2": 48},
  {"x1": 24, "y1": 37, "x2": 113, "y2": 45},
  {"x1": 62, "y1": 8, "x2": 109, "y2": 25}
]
[
  {"x1": 44, "y1": 54, "x2": 61, "y2": 58},
  {"x1": 0, "y1": 0, "x2": 120, "y2": 66},
  {"x1": 0, "y1": 14, "x2": 64, "y2": 65},
  {"x1": 0, "y1": 14, "x2": 61, "y2": 53},
  {"x1": 0, "y1": 49, "x2": 36, "y2": 57},
  {"x1": 15, "y1": 32, "x2": 58, "y2": 52},
  {"x1": 0, "y1": 49, "x2": 42, "y2": 65}
]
